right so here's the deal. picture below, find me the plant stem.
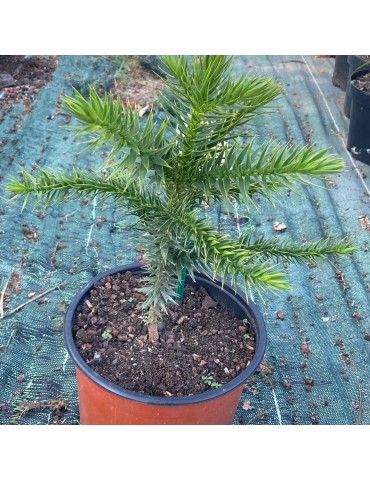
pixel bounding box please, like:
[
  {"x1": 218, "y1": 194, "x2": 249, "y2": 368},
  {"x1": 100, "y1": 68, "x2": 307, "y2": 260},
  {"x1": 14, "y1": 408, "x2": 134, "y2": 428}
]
[{"x1": 147, "y1": 305, "x2": 159, "y2": 342}]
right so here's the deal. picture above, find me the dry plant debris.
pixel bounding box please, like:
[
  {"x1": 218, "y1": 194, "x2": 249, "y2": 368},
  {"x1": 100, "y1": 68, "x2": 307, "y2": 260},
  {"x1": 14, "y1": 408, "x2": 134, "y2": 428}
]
[
  {"x1": 359, "y1": 215, "x2": 370, "y2": 232},
  {"x1": 12, "y1": 397, "x2": 68, "y2": 423},
  {"x1": 273, "y1": 221, "x2": 287, "y2": 232},
  {"x1": 111, "y1": 56, "x2": 164, "y2": 111},
  {"x1": 0, "y1": 269, "x2": 22, "y2": 318}
]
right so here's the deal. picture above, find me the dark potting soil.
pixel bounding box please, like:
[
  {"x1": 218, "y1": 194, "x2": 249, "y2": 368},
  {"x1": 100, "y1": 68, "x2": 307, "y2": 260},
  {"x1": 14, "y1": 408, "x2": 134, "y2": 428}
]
[
  {"x1": 0, "y1": 55, "x2": 58, "y2": 113},
  {"x1": 354, "y1": 71, "x2": 370, "y2": 93},
  {"x1": 73, "y1": 270, "x2": 256, "y2": 397}
]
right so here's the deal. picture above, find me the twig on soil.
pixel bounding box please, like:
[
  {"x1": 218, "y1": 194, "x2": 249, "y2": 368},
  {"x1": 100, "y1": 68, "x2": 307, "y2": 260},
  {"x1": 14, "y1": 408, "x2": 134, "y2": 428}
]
[
  {"x1": 12, "y1": 396, "x2": 68, "y2": 421},
  {"x1": 63, "y1": 210, "x2": 77, "y2": 221},
  {"x1": 1, "y1": 282, "x2": 67, "y2": 320},
  {"x1": 6, "y1": 329, "x2": 16, "y2": 348},
  {"x1": 0, "y1": 269, "x2": 15, "y2": 318},
  {"x1": 356, "y1": 388, "x2": 364, "y2": 425},
  {"x1": 247, "y1": 408, "x2": 269, "y2": 424}
]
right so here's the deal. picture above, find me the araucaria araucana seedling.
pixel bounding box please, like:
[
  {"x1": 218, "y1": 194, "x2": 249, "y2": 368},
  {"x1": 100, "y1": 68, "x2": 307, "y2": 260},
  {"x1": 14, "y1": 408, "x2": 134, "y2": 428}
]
[{"x1": 7, "y1": 55, "x2": 356, "y2": 342}]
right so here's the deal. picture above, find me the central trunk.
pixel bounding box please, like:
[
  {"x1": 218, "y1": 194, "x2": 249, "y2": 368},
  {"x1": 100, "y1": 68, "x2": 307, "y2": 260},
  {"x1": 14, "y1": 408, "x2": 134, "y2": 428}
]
[{"x1": 147, "y1": 305, "x2": 159, "y2": 342}]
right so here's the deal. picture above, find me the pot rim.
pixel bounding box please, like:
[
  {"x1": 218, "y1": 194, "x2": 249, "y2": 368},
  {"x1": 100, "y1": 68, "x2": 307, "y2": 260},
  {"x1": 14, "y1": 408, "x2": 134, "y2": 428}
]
[
  {"x1": 348, "y1": 55, "x2": 370, "y2": 70},
  {"x1": 64, "y1": 262, "x2": 267, "y2": 406}
]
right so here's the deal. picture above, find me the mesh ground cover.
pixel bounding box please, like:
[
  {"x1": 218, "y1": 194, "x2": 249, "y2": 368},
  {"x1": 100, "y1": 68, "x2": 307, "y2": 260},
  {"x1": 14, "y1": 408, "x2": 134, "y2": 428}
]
[{"x1": 0, "y1": 55, "x2": 369, "y2": 425}]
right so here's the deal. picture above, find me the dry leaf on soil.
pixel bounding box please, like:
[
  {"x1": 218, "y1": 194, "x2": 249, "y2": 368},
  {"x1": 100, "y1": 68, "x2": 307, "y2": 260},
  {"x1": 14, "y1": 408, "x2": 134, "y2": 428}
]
[
  {"x1": 273, "y1": 222, "x2": 287, "y2": 232},
  {"x1": 242, "y1": 400, "x2": 255, "y2": 411}
]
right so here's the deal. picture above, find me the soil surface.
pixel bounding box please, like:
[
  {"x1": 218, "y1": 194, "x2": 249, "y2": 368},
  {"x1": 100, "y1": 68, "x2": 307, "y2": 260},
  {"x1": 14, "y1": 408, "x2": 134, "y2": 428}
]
[
  {"x1": 73, "y1": 270, "x2": 256, "y2": 397},
  {"x1": 110, "y1": 56, "x2": 164, "y2": 111},
  {"x1": 354, "y1": 71, "x2": 370, "y2": 92},
  {"x1": 0, "y1": 55, "x2": 58, "y2": 114}
]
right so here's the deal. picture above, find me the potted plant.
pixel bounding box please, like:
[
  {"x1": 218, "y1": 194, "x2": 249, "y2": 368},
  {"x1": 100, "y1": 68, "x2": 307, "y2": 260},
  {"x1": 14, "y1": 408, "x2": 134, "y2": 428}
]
[
  {"x1": 343, "y1": 55, "x2": 370, "y2": 117},
  {"x1": 332, "y1": 55, "x2": 349, "y2": 91},
  {"x1": 6, "y1": 55, "x2": 356, "y2": 425},
  {"x1": 347, "y1": 63, "x2": 370, "y2": 164}
]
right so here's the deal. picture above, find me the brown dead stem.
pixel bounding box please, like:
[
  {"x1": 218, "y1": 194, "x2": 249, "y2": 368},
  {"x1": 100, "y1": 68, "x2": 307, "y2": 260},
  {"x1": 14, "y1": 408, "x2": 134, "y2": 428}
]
[
  {"x1": 1, "y1": 281, "x2": 66, "y2": 320},
  {"x1": 0, "y1": 269, "x2": 15, "y2": 318}
]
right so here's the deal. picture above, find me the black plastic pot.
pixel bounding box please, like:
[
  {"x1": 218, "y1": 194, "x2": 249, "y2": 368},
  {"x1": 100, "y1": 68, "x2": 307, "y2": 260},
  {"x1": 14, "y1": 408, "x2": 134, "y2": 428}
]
[
  {"x1": 344, "y1": 55, "x2": 369, "y2": 118},
  {"x1": 64, "y1": 263, "x2": 267, "y2": 424},
  {"x1": 332, "y1": 55, "x2": 349, "y2": 91},
  {"x1": 347, "y1": 70, "x2": 370, "y2": 164}
]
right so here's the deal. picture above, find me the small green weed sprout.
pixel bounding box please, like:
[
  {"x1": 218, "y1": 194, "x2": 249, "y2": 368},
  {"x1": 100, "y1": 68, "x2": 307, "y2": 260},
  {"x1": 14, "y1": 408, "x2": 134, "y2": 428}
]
[
  {"x1": 102, "y1": 329, "x2": 113, "y2": 341},
  {"x1": 119, "y1": 297, "x2": 133, "y2": 304},
  {"x1": 202, "y1": 374, "x2": 222, "y2": 388}
]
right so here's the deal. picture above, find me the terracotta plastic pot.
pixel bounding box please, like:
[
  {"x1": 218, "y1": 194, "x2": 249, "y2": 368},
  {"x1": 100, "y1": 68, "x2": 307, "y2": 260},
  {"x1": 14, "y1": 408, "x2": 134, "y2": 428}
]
[
  {"x1": 347, "y1": 69, "x2": 370, "y2": 164},
  {"x1": 64, "y1": 263, "x2": 267, "y2": 425}
]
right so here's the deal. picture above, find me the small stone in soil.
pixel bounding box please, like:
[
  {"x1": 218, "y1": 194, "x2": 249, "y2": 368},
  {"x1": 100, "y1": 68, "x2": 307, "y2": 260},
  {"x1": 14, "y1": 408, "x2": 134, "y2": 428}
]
[
  {"x1": 301, "y1": 343, "x2": 311, "y2": 355},
  {"x1": 273, "y1": 221, "x2": 287, "y2": 232},
  {"x1": 305, "y1": 378, "x2": 314, "y2": 386},
  {"x1": 283, "y1": 379, "x2": 292, "y2": 390},
  {"x1": 201, "y1": 295, "x2": 218, "y2": 309}
]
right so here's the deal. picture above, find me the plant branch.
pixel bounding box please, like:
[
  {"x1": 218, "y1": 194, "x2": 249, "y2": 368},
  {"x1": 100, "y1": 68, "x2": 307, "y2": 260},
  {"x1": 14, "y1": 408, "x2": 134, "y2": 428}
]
[
  {"x1": 240, "y1": 233, "x2": 357, "y2": 265},
  {"x1": 186, "y1": 140, "x2": 345, "y2": 206}
]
